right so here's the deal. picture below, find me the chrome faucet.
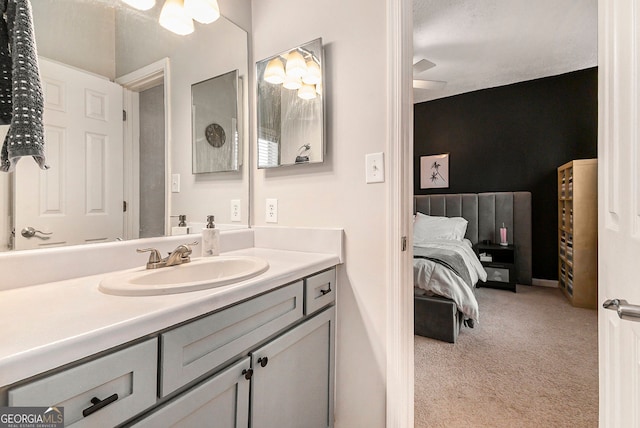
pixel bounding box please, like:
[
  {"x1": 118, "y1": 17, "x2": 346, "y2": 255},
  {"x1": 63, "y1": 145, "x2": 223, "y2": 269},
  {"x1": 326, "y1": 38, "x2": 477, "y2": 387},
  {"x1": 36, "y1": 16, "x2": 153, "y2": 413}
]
[{"x1": 137, "y1": 241, "x2": 198, "y2": 269}]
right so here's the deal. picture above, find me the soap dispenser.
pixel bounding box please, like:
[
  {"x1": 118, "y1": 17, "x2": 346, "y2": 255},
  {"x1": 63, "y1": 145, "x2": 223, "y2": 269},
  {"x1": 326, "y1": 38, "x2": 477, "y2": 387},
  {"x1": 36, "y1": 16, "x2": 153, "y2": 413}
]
[{"x1": 201, "y1": 215, "x2": 220, "y2": 256}]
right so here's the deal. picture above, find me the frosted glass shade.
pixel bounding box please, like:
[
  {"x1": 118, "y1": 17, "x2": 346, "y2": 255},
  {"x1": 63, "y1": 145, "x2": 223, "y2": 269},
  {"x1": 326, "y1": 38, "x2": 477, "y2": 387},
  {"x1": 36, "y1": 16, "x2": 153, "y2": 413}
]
[
  {"x1": 264, "y1": 58, "x2": 285, "y2": 84},
  {"x1": 184, "y1": 0, "x2": 220, "y2": 24},
  {"x1": 285, "y1": 50, "x2": 307, "y2": 78},
  {"x1": 159, "y1": 0, "x2": 194, "y2": 35},
  {"x1": 302, "y1": 60, "x2": 321, "y2": 85},
  {"x1": 298, "y1": 83, "x2": 317, "y2": 100},
  {"x1": 315, "y1": 82, "x2": 323, "y2": 95},
  {"x1": 122, "y1": 0, "x2": 156, "y2": 10},
  {"x1": 283, "y1": 74, "x2": 302, "y2": 90}
]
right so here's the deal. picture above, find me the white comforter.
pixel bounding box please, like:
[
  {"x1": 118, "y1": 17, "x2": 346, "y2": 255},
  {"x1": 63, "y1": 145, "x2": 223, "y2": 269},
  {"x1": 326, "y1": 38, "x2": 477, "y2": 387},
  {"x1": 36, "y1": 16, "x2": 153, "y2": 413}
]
[{"x1": 413, "y1": 239, "x2": 487, "y2": 322}]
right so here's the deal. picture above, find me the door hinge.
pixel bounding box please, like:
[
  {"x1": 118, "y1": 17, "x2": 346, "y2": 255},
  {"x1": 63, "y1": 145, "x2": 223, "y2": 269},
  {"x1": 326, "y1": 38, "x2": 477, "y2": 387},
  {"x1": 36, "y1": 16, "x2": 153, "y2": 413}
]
[
  {"x1": 123, "y1": 201, "x2": 127, "y2": 212},
  {"x1": 401, "y1": 236, "x2": 407, "y2": 251},
  {"x1": 123, "y1": 109, "x2": 127, "y2": 121}
]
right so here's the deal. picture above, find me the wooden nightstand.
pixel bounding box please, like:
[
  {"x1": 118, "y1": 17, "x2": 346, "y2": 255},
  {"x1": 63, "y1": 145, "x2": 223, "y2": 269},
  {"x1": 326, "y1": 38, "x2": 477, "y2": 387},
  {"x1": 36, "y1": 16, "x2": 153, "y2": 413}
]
[{"x1": 474, "y1": 243, "x2": 516, "y2": 292}]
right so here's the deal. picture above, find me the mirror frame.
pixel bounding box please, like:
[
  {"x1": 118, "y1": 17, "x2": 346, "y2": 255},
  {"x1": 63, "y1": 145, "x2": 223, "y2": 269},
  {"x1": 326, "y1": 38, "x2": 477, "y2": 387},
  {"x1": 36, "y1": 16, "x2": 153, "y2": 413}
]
[{"x1": 256, "y1": 38, "x2": 325, "y2": 169}]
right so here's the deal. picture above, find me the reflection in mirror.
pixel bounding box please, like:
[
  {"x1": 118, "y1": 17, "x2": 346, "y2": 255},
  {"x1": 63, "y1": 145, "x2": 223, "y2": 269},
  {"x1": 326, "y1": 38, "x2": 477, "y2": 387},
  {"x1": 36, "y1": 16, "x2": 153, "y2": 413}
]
[
  {"x1": 0, "y1": 0, "x2": 249, "y2": 252},
  {"x1": 257, "y1": 38, "x2": 324, "y2": 168},
  {"x1": 192, "y1": 70, "x2": 241, "y2": 173}
]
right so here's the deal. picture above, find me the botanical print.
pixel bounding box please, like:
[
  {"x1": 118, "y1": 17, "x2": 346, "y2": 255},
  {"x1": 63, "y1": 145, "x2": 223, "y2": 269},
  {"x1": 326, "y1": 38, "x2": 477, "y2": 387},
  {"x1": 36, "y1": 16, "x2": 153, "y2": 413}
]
[{"x1": 420, "y1": 153, "x2": 449, "y2": 189}]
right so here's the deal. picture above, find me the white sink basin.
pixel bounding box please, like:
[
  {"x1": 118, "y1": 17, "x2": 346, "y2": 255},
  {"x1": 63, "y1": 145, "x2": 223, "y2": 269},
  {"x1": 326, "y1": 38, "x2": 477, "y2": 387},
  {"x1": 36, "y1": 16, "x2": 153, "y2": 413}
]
[{"x1": 99, "y1": 256, "x2": 270, "y2": 296}]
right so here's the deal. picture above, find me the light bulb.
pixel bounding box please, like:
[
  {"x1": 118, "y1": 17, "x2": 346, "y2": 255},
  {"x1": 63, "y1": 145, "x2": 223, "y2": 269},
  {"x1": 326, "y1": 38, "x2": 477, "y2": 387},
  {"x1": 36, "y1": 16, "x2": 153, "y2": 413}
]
[
  {"x1": 184, "y1": 0, "x2": 220, "y2": 24},
  {"x1": 285, "y1": 50, "x2": 307, "y2": 78},
  {"x1": 122, "y1": 0, "x2": 156, "y2": 11},
  {"x1": 264, "y1": 58, "x2": 285, "y2": 84},
  {"x1": 298, "y1": 83, "x2": 317, "y2": 100},
  {"x1": 159, "y1": 0, "x2": 194, "y2": 35},
  {"x1": 302, "y1": 59, "x2": 321, "y2": 85},
  {"x1": 283, "y1": 74, "x2": 302, "y2": 90}
]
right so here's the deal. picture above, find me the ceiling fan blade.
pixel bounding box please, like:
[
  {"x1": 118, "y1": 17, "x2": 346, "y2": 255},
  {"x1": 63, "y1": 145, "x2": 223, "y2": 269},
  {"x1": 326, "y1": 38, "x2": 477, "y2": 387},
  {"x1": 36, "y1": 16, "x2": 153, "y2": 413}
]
[
  {"x1": 413, "y1": 59, "x2": 436, "y2": 74},
  {"x1": 413, "y1": 79, "x2": 447, "y2": 90}
]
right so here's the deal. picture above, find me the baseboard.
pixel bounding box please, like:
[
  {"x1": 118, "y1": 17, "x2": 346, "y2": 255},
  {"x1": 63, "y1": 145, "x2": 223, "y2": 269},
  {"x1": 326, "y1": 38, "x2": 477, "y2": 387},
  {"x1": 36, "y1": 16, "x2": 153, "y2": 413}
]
[{"x1": 532, "y1": 278, "x2": 559, "y2": 288}]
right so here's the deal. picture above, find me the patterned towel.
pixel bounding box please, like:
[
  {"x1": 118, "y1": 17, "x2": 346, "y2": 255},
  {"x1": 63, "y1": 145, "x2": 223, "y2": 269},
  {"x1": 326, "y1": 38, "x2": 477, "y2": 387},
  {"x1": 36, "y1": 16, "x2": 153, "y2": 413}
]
[{"x1": 0, "y1": 0, "x2": 47, "y2": 172}]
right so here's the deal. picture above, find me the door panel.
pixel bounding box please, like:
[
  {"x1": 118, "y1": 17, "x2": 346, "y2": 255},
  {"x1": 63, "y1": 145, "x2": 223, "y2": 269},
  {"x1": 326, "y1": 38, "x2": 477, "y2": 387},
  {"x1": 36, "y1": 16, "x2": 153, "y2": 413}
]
[
  {"x1": 599, "y1": 0, "x2": 640, "y2": 426},
  {"x1": 13, "y1": 57, "x2": 123, "y2": 250}
]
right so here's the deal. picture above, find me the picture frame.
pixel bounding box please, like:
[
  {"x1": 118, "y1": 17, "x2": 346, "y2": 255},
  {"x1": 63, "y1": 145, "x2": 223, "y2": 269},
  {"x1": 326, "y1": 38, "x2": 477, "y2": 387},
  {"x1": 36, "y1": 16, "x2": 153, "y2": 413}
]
[{"x1": 420, "y1": 153, "x2": 449, "y2": 189}]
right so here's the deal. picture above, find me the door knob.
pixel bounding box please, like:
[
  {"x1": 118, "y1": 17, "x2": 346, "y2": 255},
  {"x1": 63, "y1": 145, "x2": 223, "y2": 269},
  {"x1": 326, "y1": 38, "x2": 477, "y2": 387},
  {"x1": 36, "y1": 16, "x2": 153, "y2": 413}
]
[
  {"x1": 603, "y1": 299, "x2": 640, "y2": 322},
  {"x1": 21, "y1": 226, "x2": 52, "y2": 239}
]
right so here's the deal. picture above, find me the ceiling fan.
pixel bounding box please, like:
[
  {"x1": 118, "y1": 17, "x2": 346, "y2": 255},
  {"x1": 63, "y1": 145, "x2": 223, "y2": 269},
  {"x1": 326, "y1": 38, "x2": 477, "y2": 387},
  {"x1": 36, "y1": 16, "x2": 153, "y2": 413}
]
[{"x1": 413, "y1": 59, "x2": 446, "y2": 90}]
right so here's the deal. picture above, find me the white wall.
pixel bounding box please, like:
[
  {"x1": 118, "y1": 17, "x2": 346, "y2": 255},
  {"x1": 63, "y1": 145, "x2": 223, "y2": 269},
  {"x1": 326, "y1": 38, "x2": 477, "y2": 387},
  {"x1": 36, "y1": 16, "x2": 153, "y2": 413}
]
[{"x1": 251, "y1": 0, "x2": 389, "y2": 426}]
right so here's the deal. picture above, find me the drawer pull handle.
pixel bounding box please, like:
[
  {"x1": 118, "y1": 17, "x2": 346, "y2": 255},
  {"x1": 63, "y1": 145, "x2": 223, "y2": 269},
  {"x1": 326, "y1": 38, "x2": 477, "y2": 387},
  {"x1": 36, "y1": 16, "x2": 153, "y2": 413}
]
[
  {"x1": 320, "y1": 287, "x2": 331, "y2": 295},
  {"x1": 82, "y1": 393, "x2": 118, "y2": 417},
  {"x1": 258, "y1": 356, "x2": 269, "y2": 367},
  {"x1": 242, "y1": 368, "x2": 253, "y2": 380}
]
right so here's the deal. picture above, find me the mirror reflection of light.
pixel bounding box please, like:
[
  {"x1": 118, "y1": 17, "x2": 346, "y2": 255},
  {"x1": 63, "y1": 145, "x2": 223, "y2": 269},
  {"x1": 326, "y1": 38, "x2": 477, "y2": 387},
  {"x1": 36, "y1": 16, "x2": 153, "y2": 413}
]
[
  {"x1": 285, "y1": 50, "x2": 307, "y2": 78},
  {"x1": 283, "y1": 74, "x2": 302, "y2": 90},
  {"x1": 302, "y1": 60, "x2": 321, "y2": 85},
  {"x1": 264, "y1": 58, "x2": 286, "y2": 84},
  {"x1": 297, "y1": 83, "x2": 316, "y2": 100},
  {"x1": 159, "y1": 0, "x2": 194, "y2": 35},
  {"x1": 121, "y1": 0, "x2": 156, "y2": 11},
  {"x1": 184, "y1": 0, "x2": 220, "y2": 24}
]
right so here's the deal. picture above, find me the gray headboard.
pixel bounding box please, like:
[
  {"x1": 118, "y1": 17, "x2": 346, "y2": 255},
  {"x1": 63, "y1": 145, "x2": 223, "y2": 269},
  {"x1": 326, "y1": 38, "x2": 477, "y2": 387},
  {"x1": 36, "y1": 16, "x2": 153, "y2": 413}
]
[{"x1": 414, "y1": 192, "x2": 532, "y2": 285}]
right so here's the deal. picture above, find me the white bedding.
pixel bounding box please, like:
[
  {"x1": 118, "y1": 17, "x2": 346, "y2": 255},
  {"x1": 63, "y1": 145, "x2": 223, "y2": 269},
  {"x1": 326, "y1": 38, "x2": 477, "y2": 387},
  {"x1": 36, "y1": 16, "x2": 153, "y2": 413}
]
[{"x1": 413, "y1": 239, "x2": 487, "y2": 323}]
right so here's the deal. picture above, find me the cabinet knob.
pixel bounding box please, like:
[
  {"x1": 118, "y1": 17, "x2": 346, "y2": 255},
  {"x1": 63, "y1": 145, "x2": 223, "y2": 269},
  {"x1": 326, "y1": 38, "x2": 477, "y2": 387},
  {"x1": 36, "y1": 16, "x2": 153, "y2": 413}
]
[
  {"x1": 82, "y1": 393, "x2": 119, "y2": 417},
  {"x1": 242, "y1": 368, "x2": 253, "y2": 380},
  {"x1": 258, "y1": 356, "x2": 269, "y2": 367},
  {"x1": 320, "y1": 287, "x2": 331, "y2": 295}
]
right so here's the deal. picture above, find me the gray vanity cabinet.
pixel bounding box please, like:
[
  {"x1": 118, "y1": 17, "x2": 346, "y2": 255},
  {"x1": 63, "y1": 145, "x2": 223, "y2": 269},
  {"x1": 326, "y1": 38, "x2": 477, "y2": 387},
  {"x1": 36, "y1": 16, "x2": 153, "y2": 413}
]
[
  {"x1": 250, "y1": 307, "x2": 335, "y2": 428},
  {"x1": 130, "y1": 357, "x2": 251, "y2": 428}
]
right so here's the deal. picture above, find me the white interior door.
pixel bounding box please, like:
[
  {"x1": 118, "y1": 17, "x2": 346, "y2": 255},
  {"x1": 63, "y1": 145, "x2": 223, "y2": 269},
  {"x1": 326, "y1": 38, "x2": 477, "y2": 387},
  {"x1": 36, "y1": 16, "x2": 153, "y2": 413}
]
[
  {"x1": 13, "y1": 58, "x2": 123, "y2": 250},
  {"x1": 598, "y1": 0, "x2": 640, "y2": 426}
]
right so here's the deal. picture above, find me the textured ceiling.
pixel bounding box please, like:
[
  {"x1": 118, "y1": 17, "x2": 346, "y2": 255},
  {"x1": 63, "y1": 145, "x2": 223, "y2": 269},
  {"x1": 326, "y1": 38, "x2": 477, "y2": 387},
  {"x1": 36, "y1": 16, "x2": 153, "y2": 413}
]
[{"x1": 413, "y1": 0, "x2": 598, "y2": 103}]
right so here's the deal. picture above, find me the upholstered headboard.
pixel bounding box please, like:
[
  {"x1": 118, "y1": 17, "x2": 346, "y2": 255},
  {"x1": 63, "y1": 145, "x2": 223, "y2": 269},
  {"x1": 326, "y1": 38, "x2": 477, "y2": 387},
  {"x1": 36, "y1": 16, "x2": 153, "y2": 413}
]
[{"x1": 414, "y1": 192, "x2": 532, "y2": 285}]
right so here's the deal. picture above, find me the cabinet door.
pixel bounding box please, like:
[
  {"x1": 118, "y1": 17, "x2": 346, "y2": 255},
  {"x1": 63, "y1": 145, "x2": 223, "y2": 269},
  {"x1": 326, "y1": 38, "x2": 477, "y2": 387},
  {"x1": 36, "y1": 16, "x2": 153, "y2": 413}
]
[
  {"x1": 250, "y1": 307, "x2": 335, "y2": 428},
  {"x1": 130, "y1": 357, "x2": 251, "y2": 428}
]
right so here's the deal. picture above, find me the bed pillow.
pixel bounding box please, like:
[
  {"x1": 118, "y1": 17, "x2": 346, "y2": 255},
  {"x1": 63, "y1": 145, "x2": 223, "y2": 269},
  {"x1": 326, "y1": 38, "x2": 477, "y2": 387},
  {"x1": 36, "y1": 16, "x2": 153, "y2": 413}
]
[{"x1": 413, "y1": 212, "x2": 468, "y2": 243}]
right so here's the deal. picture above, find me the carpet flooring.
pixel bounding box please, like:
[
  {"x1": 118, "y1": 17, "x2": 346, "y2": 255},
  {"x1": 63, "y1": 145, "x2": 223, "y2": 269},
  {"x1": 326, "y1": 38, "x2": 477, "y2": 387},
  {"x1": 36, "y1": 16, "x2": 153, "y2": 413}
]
[{"x1": 414, "y1": 285, "x2": 598, "y2": 428}]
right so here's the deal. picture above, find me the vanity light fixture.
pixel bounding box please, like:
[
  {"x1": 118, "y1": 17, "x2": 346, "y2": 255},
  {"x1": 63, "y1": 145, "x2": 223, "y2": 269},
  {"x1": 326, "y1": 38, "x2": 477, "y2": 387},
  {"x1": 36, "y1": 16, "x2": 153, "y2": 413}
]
[
  {"x1": 159, "y1": 0, "x2": 194, "y2": 35},
  {"x1": 122, "y1": 0, "x2": 156, "y2": 10},
  {"x1": 297, "y1": 83, "x2": 317, "y2": 100},
  {"x1": 302, "y1": 60, "x2": 321, "y2": 85},
  {"x1": 283, "y1": 74, "x2": 302, "y2": 90},
  {"x1": 285, "y1": 50, "x2": 307, "y2": 78},
  {"x1": 184, "y1": 0, "x2": 220, "y2": 24},
  {"x1": 263, "y1": 58, "x2": 286, "y2": 84}
]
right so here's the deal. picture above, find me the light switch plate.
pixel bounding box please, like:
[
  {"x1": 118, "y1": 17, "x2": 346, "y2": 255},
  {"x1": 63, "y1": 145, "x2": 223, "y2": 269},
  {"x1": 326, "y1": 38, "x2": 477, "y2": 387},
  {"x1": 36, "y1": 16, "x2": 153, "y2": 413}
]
[
  {"x1": 365, "y1": 152, "x2": 385, "y2": 183},
  {"x1": 230, "y1": 199, "x2": 241, "y2": 222},
  {"x1": 171, "y1": 174, "x2": 180, "y2": 192},
  {"x1": 266, "y1": 199, "x2": 278, "y2": 223}
]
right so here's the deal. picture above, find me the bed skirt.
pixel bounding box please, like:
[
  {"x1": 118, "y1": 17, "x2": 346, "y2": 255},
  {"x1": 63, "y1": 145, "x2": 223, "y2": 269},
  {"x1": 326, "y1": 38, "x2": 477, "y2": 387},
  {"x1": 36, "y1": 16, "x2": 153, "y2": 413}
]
[{"x1": 414, "y1": 294, "x2": 463, "y2": 343}]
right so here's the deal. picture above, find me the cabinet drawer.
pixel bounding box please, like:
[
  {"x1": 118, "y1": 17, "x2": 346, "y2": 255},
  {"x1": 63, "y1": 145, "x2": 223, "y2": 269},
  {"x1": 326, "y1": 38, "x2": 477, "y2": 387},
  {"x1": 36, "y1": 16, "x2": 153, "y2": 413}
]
[
  {"x1": 160, "y1": 281, "x2": 303, "y2": 396},
  {"x1": 305, "y1": 268, "x2": 336, "y2": 315},
  {"x1": 8, "y1": 339, "x2": 157, "y2": 427}
]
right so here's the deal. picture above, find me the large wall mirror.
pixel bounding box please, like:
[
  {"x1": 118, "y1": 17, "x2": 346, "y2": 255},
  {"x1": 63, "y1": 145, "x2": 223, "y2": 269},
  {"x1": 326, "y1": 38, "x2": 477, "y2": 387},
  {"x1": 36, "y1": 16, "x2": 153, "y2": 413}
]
[
  {"x1": 0, "y1": 0, "x2": 249, "y2": 252},
  {"x1": 256, "y1": 38, "x2": 325, "y2": 168}
]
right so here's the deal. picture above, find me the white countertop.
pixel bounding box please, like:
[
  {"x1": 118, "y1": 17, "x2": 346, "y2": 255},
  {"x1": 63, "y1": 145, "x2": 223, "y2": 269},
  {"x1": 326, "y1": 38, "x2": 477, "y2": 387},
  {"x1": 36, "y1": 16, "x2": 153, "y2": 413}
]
[{"x1": 0, "y1": 247, "x2": 340, "y2": 387}]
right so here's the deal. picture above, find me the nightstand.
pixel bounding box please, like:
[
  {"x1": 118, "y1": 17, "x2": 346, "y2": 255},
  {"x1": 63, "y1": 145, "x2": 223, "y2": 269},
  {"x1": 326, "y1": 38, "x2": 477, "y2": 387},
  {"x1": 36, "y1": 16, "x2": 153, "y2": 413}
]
[{"x1": 474, "y1": 243, "x2": 516, "y2": 292}]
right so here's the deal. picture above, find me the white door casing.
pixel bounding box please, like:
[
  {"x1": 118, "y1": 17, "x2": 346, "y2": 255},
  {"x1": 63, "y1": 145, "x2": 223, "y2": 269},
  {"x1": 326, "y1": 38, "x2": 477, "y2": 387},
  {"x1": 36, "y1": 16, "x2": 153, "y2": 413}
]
[
  {"x1": 598, "y1": 0, "x2": 640, "y2": 426},
  {"x1": 13, "y1": 58, "x2": 123, "y2": 250}
]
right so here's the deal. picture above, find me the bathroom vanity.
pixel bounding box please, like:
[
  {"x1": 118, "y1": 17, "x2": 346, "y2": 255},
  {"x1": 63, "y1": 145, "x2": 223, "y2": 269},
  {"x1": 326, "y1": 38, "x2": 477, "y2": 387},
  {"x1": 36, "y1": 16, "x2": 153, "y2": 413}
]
[{"x1": 0, "y1": 228, "x2": 342, "y2": 428}]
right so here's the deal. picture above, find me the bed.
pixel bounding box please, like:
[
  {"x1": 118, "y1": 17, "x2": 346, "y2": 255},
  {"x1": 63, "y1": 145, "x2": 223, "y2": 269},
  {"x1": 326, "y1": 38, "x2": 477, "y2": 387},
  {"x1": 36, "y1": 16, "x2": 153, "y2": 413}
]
[{"x1": 413, "y1": 192, "x2": 532, "y2": 343}]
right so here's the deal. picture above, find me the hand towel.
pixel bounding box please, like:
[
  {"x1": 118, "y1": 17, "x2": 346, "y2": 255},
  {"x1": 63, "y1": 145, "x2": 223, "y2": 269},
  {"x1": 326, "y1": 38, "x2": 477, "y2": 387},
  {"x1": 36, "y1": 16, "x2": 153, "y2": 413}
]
[{"x1": 0, "y1": 0, "x2": 47, "y2": 172}]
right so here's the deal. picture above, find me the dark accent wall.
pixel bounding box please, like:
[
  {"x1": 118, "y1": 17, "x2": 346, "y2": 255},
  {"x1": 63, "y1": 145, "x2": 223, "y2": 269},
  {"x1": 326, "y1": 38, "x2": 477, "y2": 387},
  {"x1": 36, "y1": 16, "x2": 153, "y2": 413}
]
[{"x1": 414, "y1": 67, "x2": 597, "y2": 280}]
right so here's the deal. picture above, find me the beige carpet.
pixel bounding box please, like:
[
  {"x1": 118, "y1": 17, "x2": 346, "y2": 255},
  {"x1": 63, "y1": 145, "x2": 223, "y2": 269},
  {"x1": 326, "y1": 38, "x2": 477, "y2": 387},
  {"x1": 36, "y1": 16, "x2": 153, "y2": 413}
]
[{"x1": 414, "y1": 285, "x2": 598, "y2": 428}]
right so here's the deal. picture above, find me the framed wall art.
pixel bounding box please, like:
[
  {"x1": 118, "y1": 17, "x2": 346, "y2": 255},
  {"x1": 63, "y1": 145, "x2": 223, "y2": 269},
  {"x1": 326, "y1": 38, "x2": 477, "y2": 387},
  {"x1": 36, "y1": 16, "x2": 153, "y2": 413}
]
[{"x1": 420, "y1": 153, "x2": 449, "y2": 189}]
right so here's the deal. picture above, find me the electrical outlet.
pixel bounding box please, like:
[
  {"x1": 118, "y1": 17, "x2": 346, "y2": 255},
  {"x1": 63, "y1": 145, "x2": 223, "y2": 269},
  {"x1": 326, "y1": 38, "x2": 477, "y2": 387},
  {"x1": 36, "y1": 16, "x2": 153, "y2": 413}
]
[
  {"x1": 171, "y1": 174, "x2": 180, "y2": 193},
  {"x1": 365, "y1": 152, "x2": 385, "y2": 183},
  {"x1": 230, "y1": 199, "x2": 241, "y2": 222},
  {"x1": 266, "y1": 199, "x2": 278, "y2": 223}
]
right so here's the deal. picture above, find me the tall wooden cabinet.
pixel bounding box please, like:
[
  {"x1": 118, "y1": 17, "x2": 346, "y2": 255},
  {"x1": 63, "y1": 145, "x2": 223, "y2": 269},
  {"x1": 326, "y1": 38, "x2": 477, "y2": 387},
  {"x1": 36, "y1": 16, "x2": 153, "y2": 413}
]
[{"x1": 558, "y1": 159, "x2": 598, "y2": 308}]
